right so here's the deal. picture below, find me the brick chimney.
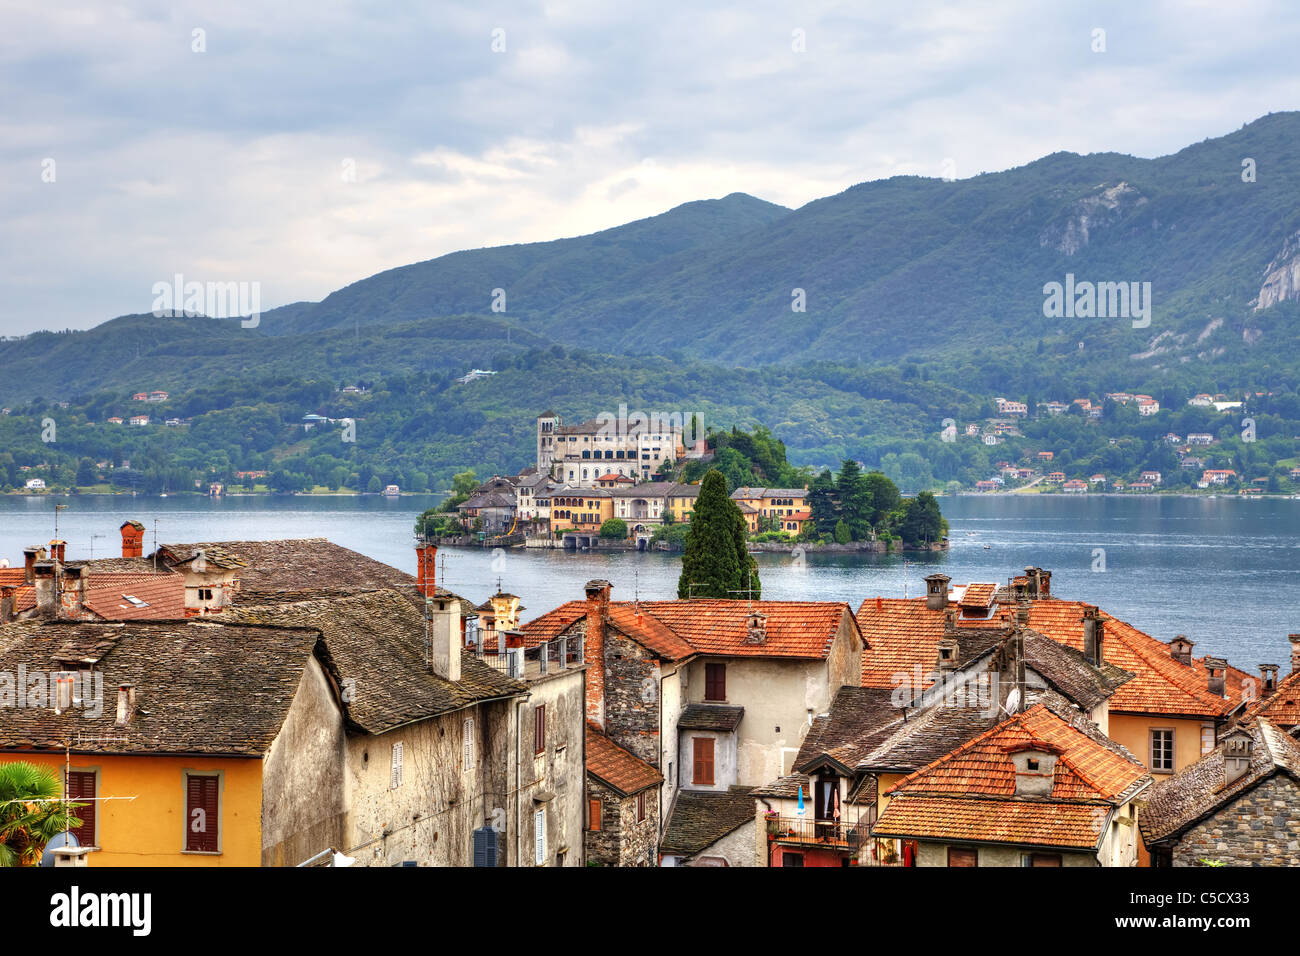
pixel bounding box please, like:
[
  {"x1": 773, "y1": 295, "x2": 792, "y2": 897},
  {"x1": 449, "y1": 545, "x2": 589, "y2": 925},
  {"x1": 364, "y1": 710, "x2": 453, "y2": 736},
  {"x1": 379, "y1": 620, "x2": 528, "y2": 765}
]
[
  {"x1": 1082, "y1": 606, "x2": 1105, "y2": 665},
  {"x1": 1024, "y1": 567, "x2": 1051, "y2": 600},
  {"x1": 426, "y1": 595, "x2": 462, "y2": 682},
  {"x1": 924, "y1": 573, "x2": 950, "y2": 611},
  {"x1": 120, "y1": 520, "x2": 145, "y2": 559},
  {"x1": 1203, "y1": 657, "x2": 1227, "y2": 697},
  {"x1": 59, "y1": 565, "x2": 86, "y2": 619},
  {"x1": 1169, "y1": 634, "x2": 1195, "y2": 666},
  {"x1": 584, "y1": 579, "x2": 612, "y2": 729},
  {"x1": 416, "y1": 541, "x2": 437, "y2": 597},
  {"x1": 48, "y1": 539, "x2": 66, "y2": 564},
  {"x1": 1260, "y1": 664, "x2": 1279, "y2": 694}
]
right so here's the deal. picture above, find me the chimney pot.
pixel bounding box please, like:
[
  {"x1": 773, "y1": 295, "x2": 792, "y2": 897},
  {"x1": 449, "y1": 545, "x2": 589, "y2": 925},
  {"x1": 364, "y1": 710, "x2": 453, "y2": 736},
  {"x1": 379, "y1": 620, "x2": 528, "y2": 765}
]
[
  {"x1": 1203, "y1": 657, "x2": 1227, "y2": 697},
  {"x1": 924, "y1": 574, "x2": 951, "y2": 611},
  {"x1": 1260, "y1": 664, "x2": 1279, "y2": 694},
  {"x1": 48, "y1": 540, "x2": 66, "y2": 564},
  {"x1": 583, "y1": 580, "x2": 613, "y2": 729},
  {"x1": 744, "y1": 611, "x2": 767, "y2": 644},
  {"x1": 120, "y1": 520, "x2": 145, "y2": 559},
  {"x1": 416, "y1": 541, "x2": 438, "y2": 598},
  {"x1": 1289, "y1": 634, "x2": 1300, "y2": 671},
  {"x1": 1082, "y1": 606, "x2": 1105, "y2": 665},
  {"x1": 427, "y1": 596, "x2": 462, "y2": 682},
  {"x1": 115, "y1": 683, "x2": 136, "y2": 726},
  {"x1": 1169, "y1": 634, "x2": 1195, "y2": 666}
]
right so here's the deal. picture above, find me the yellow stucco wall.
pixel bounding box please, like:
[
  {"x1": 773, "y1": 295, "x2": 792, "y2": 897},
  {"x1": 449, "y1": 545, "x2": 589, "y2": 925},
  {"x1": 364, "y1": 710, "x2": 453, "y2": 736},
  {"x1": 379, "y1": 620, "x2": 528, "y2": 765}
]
[
  {"x1": 1108, "y1": 713, "x2": 1211, "y2": 776},
  {"x1": 13, "y1": 753, "x2": 262, "y2": 866}
]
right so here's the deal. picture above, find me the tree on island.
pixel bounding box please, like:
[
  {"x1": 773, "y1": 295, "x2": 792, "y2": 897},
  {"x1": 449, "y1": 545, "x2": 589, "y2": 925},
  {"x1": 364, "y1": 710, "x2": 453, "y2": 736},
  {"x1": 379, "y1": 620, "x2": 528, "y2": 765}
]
[{"x1": 678, "y1": 469, "x2": 760, "y2": 599}]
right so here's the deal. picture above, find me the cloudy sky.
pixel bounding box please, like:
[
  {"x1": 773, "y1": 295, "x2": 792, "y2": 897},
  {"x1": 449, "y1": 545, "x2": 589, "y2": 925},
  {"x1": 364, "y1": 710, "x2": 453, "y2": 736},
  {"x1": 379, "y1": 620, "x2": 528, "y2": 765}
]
[{"x1": 2, "y1": 0, "x2": 1298, "y2": 335}]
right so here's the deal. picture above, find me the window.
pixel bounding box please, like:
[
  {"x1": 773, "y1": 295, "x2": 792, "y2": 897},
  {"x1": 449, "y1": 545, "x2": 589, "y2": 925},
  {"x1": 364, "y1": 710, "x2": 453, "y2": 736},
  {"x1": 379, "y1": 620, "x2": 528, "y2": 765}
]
[
  {"x1": 463, "y1": 718, "x2": 475, "y2": 771},
  {"x1": 66, "y1": 770, "x2": 97, "y2": 848},
  {"x1": 704, "y1": 663, "x2": 726, "y2": 702},
  {"x1": 947, "y1": 847, "x2": 978, "y2": 867},
  {"x1": 534, "y1": 704, "x2": 546, "y2": 755},
  {"x1": 692, "y1": 737, "x2": 715, "y2": 786},
  {"x1": 1150, "y1": 729, "x2": 1174, "y2": 772},
  {"x1": 636, "y1": 791, "x2": 647, "y2": 822},
  {"x1": 1026, "y1": 853, "x2": 1062, "y2": 867},
  {"x1": 391, "y1": 742, "x2": 404, "y2": 788},
  {"x1": 184, "y1": 773, "x2": 220, "y2": 853},
  {"x1": 588, "y1": 798, "x2": 602, "y2": 831},
  {"x1": 782, "y1": 852, "x2": 804, "y2": 867},
  {"x1": 534, "y1": 808, "x2": 546, "y2": 864},
  {"x1": 197, "y1": 588, "x2": 213, "y2": 601}
]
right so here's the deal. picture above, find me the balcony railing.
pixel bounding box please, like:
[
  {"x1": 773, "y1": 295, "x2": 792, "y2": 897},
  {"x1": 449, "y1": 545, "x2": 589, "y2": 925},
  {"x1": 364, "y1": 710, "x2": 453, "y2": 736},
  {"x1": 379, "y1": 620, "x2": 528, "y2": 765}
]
[
  {"x1": 467, "y1": 629, "x2": 584, "y2": 680},
  {"x1": 766, "y1": 814, "x2": 905, "y2": 865}
]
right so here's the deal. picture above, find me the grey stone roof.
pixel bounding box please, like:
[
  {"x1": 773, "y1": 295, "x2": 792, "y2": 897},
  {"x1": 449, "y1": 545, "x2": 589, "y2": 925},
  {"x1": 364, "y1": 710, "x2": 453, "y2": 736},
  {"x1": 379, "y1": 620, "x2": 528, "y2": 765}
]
[
  {"x1": 660, "y1": 787, "x2": 756, "y2": 855},
  {"x1": 1140, "y1": 719, "x2": 1300, "y2": 845},
  {"x1": 678, "y1": 704, "x2": 745, "y2": 732}
]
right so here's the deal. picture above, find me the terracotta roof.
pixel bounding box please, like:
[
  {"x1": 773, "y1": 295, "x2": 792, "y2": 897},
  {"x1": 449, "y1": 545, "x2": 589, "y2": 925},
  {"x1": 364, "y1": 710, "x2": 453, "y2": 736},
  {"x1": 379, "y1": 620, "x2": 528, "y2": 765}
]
[
  {"x1": 221, "y1": 589, "x2": 528, "y2": 733},
  {"x1": 607, "y1": 605, "x2": 697, "y2": 660},
  {"x1": 517, "y1": 601, "x2": 586, "y2": 648},
  {"x1": 660, "y1": 787, "x2": 756, "y2": 856},
  {"x1": 634, "y1": 600, "x2": 856, "y2": 660},
  {"x1": 0, "y1": 619, "x2": 326, "y2": 756},
  {"x1": 872, "y1": 796, "x2": 1115, "y2": 850},
  {"x1": 873, "y1": 703, "x2": 1150, "y2": 850},
  {"x1": 856, "y1": 597, "x2": 1002, "y2": 688},
  {"x1": 1246, "y1": 669, "x2": 1300, "y2": 729},
  {"x1": 0, "y1": 569, "x2": 27, "y2": 588},
  {"x1": 1140, "y1": 719, "x2": 1300, "y2": 845},
  {"x1": 82, "y1": 572, "x2": 188, "y2": 620},
  {"x1": 678, "y1": 704, "x2": 745, "y2": 732},
  {"x1": 586, "y1": 725, "x2": 663, "y2": 796},
  {"x1": 886, "y1": 702, "x2": 1149, "y2": 803}
]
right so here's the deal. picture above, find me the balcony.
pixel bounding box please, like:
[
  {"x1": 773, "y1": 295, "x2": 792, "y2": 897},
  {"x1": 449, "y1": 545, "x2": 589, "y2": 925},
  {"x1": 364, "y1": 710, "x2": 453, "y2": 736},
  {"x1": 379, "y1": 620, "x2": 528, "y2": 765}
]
[
  {"x1": 766, "y1": 814, "x2": 905, "y2": 865},
  {"x1": 467, "y1": 631, "x2": 584, "y2": 681}
]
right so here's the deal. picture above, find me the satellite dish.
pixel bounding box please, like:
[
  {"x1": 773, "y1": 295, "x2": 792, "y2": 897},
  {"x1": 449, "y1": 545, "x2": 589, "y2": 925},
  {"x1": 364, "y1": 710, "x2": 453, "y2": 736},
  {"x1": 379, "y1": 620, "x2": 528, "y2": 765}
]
[
  {"x1": 1004, "y1": 687, "x2": 1022, "y2": 715},
  {"x1": 39, "y1": 831, "x2": 80, "y2": 867}
]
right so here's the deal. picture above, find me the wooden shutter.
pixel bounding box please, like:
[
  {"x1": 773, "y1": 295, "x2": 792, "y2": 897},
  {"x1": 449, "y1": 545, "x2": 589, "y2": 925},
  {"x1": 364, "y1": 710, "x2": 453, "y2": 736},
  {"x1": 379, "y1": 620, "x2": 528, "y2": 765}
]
[
  {"x1": 391, "y1": 742, "x2": 404, "y2": 789},
  {"x1": 185, "y1": 775, "x2": 219, "y2": 852},
  {"x1": 636, "y1": 791, "x2": 646, "y2": 822},
  {"x1": 588, "y1": 798, "x2": 602, "y2": 831},
  {"x1": 473, "y1": 826, "x2": 498, "y2": 868},
  {"x1": 534, "y1": 808, "x2": 546, "y2": 864},
  {"x1": 1029, "y1": 853, "x2": 1062, "y2": 867},
  {"x1": 947, "y1": 847, "x2": 978, "y2": 867},
  {"x1": 463, "y1": 718, "x2": 475, "y2": 770},
  {"x1": 66, "y1": 771, "x2": 96, "y2": 847},
  {"x1": 534, "y1": 704, "x2": 546, "y2": 755},
  {"x1": 692, "y1": 737, "x2": 715, "y2": 786},
  {"x1": 705, "y1": 663, "x2": 726, "y2": 701}
]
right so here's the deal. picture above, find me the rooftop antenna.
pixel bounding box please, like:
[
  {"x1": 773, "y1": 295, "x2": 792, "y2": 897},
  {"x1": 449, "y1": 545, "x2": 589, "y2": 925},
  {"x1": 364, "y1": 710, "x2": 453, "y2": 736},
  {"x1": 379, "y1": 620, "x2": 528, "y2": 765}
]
[
  {"x1": 152, "y1": 519, "x2": 159, "y2": 572},
  {"x1": 89, "y1": 533, "x2": 105, "y2": 560}
]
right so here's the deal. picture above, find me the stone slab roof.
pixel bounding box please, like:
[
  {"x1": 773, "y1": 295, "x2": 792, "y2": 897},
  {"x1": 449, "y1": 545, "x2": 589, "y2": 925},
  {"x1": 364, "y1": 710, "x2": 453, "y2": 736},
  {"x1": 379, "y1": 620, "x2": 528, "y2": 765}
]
[
  {"x1": 678, "y1": 704, "x2": 745, "y2": 733},
  {"x1": 660, "y1": 787, "x2": 756, "y2": 856}
]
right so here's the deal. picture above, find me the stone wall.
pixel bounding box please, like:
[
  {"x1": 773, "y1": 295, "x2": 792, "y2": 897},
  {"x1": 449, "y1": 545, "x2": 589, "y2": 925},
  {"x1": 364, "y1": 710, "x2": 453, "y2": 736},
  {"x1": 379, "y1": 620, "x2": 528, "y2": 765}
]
[
  {"x1": 1171, "y1": 774, "x2": 1300, "y2": 866},
  {"x1": 585, "y1": 777, "x2": 659, "y2": 867},
  {"x1": 604, "y1": 631, "x2": 662, "y2": 768}
]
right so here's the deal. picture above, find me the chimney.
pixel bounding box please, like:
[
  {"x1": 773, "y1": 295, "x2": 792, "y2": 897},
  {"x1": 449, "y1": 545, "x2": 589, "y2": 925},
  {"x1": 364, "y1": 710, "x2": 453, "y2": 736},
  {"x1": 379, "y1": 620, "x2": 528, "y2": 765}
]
[
  {"x1": 0, "y1": 586, "x2": 13, "y2": 624},
  {"x1": 924, "y1": 574, "x2": 951, "y2": 611},
  {"x1": 936, "y1": 634, "x2": 959, "y2": 672},
  {"x1": 416, "y1": 541, "x2": 437, "y2": 598},
  {"x1": 23, "y1": 546, "x2": 44, "y2": 585},
  {"x1": 120, "y1": 520, "x2": 145, "y2": 559},
  {"x1": 1016, "y1": 601, "x2": 1031, "y2": 625},
  {"x1": 583, "y1": 579, "x2": 612, "y2": 729},
  {"x1": 48, "y1": 539, "x2": 66, "y2": 564},
  {"x1": 1007, "y1": 741, "x2": 1061, "y2": 797},
  {"x1": 1082, "y1": 606, "x2": 1105, "y2": 665},
  {"x1": 744, "y1": 611, "x2": 767, "y2": 645},
  {"x1": 1169, "y1": 634, "x2": 1195, "y2": 666},
  {"x1": 1260, "y1": 664, "x2": 1279, "y2": 694},
  {"x1": 1223, "y1": 728, "x2": 1253, "y2": 786},
  {"x1": 1203, "y1": 657, "x2": 1227, "y2": 697},
  {"x1": 33, "y1": 560, "x2": 57, "y2": 618},
  {"x1": 426, "y1": 595, "x2": 462, "y2": 682},
  {"x1": 115, "y1": 684, "x2": 136, "y2": 726},
  {"x1": 1024, "y1": 567, "x2": 1051, "y2": 600},
  {"x1": 59, "y1": 565, "x2": 86, "y2": 619},
  {"x1": 1290, "y1": 634, "x2": 1300, "y2": 672}
]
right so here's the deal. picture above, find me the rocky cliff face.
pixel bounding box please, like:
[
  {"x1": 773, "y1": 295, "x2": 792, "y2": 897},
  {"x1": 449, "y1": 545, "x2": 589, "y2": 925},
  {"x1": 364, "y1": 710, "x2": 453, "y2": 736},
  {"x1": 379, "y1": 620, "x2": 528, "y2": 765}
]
[
  {"x1": 1039, "y1": 182, "x2": 1147, "y2": 255},
  {"x1": 1255, "y1": 230, "x2": 1300, "y2": 309}
]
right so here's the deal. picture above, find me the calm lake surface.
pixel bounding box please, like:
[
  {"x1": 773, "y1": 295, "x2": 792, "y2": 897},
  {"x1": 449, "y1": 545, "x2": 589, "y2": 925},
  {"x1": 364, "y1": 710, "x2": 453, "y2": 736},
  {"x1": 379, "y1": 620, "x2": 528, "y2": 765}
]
[{"x1": 2, "y1": 493, "x2": 1296, "y2": 669}]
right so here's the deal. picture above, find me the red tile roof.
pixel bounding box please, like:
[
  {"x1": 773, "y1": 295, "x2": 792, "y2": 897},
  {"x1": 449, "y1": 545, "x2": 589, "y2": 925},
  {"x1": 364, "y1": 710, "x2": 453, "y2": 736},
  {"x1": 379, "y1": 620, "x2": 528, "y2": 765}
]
[
  {"x1": 873, "y1": 703, "x2": 1149, "y2": 850},
  {"x1": 517, "y1": 600, "x2": 586, "y2": 647},
  {"x1": 586, "y1": 725, "x2": 663, "y2": 796},
  {"x1": 1246, "y1": 669, "x2": 1300, "y2": 729},
  {"x1": 856, "y1": 597, "x2": 1003, "y2": 688},
  {"x1": 83, "y1": 572, "x2": 188, "y2": 620},
  {"x1": 0, "y1": 569, "x2": 27, "y2": 588}
]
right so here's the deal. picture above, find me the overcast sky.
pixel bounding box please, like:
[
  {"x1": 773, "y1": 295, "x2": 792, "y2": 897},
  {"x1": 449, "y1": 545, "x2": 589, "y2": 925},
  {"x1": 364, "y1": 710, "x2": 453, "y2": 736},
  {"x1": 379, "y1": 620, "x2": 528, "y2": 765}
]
[{"x1": 2, "y1": 0, "x2": 1299, "y2": 335}]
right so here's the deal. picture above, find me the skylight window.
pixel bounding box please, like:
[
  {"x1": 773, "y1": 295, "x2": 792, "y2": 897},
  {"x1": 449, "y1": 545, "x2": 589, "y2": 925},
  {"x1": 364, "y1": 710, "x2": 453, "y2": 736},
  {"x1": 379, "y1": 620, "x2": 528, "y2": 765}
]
[{"x1": 122, "y1": 594, "x2": 149, "y2": 608}]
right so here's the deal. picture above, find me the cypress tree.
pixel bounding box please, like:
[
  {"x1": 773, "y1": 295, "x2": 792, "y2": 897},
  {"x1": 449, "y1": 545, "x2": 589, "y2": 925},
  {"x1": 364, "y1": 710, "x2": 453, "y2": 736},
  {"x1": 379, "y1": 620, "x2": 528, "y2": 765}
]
[{"x1": 678, "y1": 469, "x2": 760, "y2": 599}]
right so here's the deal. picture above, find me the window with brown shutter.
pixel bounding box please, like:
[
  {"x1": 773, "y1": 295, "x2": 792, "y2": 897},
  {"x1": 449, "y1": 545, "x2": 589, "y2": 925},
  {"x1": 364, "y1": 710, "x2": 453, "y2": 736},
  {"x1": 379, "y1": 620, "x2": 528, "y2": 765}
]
[
  {"x1": 636, "y1": 791, "x2": 647, "y2": 822},
  {"x1": 184, "y1": 774, "x2": 220, "y2": 853},
  {"x1": 534, "y1": 704, "x2": 546, "y2": 755},
  {"x1": 947, "y1": 847, "x2": 978, "y2": 867},
  {"x1": 1028, "y1": 853, "x2": 1062, "y2": 867},
  {"x1": 692, "y1": 737, "x2": 714, "y2": 786},
  {"x1": 588, "y1": 798, "x2": 602, "y2": 831},
  {"x1": 66, "y1": 770, "x2": 96, "y2": 848},
  {"x1": 704, "y1": 663, "x2": 726, "y2": 701}
]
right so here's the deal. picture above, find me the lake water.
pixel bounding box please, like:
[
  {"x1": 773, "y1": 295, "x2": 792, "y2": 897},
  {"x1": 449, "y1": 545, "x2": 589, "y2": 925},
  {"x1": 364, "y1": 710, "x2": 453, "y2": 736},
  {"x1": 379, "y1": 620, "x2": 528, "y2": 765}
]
[{"x1": 1, "y1": 493, "x2": 1296, "y2": 670}]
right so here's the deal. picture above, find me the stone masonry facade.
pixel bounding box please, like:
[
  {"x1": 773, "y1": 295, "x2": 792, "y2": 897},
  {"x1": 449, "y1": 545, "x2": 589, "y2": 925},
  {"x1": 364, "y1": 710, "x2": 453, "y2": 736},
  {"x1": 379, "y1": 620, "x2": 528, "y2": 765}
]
[
  {"x1": 585, "y1": 776, "x2": 659, "y2": 867},
  {"x1": 1170, "y1": 775, "x2": 1300, "y2": 866}
]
